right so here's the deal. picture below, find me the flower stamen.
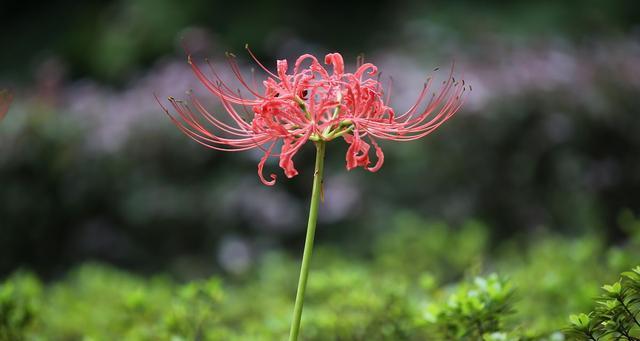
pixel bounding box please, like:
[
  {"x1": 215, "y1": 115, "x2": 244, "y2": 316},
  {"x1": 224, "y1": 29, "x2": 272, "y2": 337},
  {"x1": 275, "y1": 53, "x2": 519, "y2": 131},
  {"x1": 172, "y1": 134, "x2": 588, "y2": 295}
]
[{"x1": 163, "y1": 51, "x2": 466, "y2": 184}]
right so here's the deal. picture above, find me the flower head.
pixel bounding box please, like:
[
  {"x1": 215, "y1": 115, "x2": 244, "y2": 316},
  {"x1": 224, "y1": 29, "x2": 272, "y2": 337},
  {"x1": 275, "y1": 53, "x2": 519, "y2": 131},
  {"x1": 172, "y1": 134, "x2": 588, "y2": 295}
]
[{"x1": 159, "y1": 48, "x2": 467, "y2": 185}]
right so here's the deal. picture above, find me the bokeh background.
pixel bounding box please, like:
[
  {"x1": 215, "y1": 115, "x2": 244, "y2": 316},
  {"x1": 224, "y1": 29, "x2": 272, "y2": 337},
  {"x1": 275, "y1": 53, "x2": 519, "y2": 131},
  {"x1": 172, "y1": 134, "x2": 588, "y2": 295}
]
[{"x1": 1, "y1": 0, "x2": 640, "y2": 338}]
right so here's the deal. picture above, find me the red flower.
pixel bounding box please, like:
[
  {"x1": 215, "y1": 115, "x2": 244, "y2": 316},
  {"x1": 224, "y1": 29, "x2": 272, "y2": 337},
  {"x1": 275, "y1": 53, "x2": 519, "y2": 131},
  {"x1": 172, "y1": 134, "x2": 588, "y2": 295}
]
[{"x1": 159, "y1": 48, "x2": 467, "y2": 185}]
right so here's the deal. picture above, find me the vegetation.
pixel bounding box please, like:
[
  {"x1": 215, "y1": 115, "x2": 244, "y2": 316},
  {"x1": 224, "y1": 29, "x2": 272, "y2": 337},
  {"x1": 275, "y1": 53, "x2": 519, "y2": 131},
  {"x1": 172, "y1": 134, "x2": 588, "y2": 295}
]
[
  {"x1": 567, "y1": 266, "x2": 640, "y2": 340},
  {"x1": 2, "y1": 214, "x2": 639, "y2": 340},
  {"x1": 2, "y1": 1, "x2": 639, "y2": 340}
]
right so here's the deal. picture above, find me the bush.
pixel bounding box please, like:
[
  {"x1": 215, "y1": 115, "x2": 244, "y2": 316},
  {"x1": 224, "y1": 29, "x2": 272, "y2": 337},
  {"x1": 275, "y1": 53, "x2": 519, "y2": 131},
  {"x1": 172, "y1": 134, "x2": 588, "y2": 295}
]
[
  {"x1": 2, "y1": 214, "x2": 639, "y2": 340},
  {"x1": 567, "y1": 266, "x2": 640, "y2": 340},
  {"x1": 0, "y1": 272, "x2": 41, "y2": 341}
]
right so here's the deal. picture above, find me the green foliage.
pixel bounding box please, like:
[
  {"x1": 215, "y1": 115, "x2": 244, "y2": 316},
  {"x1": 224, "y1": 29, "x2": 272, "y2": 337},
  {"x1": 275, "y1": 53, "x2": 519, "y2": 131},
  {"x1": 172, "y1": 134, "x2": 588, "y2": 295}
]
[
  {"x1": 374, "y1": 214, "x2": 488, "y2": 282},
  {"x1": 0, "y1": 272, "x2": 41, "y2": 341},
  {"x1": 1, "y1": 215, "x2": 638, "y2": 340},
  {"x1": 423, "y1": 274, "x2": 515, "y2": 340},
  {"x1": 497, "y1": 236, "x2": 611, "y2": 336},
  {"x1": 567, "y1": 266, "x2": 640, "y2": 340}
]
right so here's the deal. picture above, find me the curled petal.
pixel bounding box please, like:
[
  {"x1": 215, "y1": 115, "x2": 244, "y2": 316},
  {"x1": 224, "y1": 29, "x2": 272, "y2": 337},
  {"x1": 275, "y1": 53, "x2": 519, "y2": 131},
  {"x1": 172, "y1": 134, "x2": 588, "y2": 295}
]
[
  {"x1": 343, "y1": 134, "x2": 356, "y2": 170},
  {"x1": 258, "y1": 143, "x2": 278, "y2": 186},
  {"x1": 366, "y1": 137, "x2": 384, "y2": 172},
  {"x1": 277, "y1": 59, "x2": 288, "y2": 77},
  {"x1": 354, "y1": 63, "x2": 377, "y2": 79},
  {"x1": 294, "y1": 54, "x2": 320, "y2": 74},
  {"x1": 277, "y1": 129, "x2": 312, "y2": 177},
  {"x1": 310, "y1": 60, "x2": 329, "y2": 79},
  {"x1": 324, "y1": 53, "x2": 344, "y2": 76},
  {"x1": 343, "y1": 132, "x2": 370, "y2": 170},
  {"x1": 277, "y1": 59, "x2": 290, "y2": 89},
  {"x1": 279, "y1": 138, "x2": 299, "y2": 178}
]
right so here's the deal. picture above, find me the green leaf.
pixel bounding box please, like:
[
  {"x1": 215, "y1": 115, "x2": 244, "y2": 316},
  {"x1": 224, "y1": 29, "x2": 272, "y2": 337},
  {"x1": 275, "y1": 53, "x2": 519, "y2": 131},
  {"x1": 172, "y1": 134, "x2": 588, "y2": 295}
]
[
  {"x1": 569, "y1": 313, "x2": 590, "y2": 328},
  {"x1": 602, "y1": 281, "x2": 622, "y2": 295},
  {"x1": 622, "y1": 271, "x2": 640, "y2": 281}
]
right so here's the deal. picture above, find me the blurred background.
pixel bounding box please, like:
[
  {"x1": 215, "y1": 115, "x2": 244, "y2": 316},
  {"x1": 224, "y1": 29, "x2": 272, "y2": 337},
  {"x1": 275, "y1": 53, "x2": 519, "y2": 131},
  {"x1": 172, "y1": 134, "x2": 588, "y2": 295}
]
[{"x1": 1, "y1": 0, "x2": 639, "y2": 278}]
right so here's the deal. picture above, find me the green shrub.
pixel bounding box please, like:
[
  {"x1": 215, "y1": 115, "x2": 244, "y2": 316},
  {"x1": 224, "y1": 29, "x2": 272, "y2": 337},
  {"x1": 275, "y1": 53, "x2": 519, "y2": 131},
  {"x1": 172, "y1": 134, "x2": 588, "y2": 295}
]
[
  {"x1": 1, "y1": 215, "x2": 639, "y2": 340},
  {"x1": 567, "y1": 266, "x2": 640, "y2": 340},
  {"x1": 423, "y1": 274, "x2": 514, "y2": 339},
  {"x1": 0, "y1": 272, "x2": 41, "y2": 341}
]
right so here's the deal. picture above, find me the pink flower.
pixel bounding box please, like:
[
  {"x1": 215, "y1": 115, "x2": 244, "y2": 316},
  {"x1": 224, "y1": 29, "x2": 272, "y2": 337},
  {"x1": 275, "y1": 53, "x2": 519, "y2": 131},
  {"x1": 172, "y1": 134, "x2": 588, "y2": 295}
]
[
  {"x1": 0, "y1": 90, "x2": 13, "y2": 121},
  {"x1": 159, "y1": 48, "x2": 467, "y2": 185}
]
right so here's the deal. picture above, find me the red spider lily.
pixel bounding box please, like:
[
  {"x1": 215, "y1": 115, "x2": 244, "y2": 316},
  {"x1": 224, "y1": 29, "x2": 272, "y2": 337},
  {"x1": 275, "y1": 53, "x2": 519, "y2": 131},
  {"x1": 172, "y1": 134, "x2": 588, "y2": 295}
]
[
  {"x1": 0, "y1": 90, "x2": 13, "y2": 121},
  {"x1": 159, "y1": 48, "x2": 467, "y2": 185}
]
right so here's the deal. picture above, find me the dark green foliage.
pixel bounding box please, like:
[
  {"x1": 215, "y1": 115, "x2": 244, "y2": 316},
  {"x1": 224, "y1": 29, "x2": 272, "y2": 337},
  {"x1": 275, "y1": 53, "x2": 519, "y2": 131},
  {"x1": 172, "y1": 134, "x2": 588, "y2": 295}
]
[
  {"x1": 1, "y1": 217, "x2": 638, "y2": 340},
  {"x1": 424, "y1": 274, "x2": 514, "y2": 339},
  {"x1": 567, "y1": 266, "x2": 640, "y2": 340},
  {"x1": 0, "y1": 272, "x2": 41, "y2": 341},
  {"x1": 2, "y1": 0, "x2": 638, "y2": 81}
]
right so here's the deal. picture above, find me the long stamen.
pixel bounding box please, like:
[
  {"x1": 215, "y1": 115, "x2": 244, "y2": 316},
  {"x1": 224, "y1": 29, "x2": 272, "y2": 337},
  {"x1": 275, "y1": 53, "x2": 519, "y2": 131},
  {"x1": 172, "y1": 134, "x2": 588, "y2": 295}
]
[
  {"x1": 245, "y1": 44, "x2": 279, "y2": 79},
  {"x1": 226, "y1": 53, "x2": 266, "y2": 98}
]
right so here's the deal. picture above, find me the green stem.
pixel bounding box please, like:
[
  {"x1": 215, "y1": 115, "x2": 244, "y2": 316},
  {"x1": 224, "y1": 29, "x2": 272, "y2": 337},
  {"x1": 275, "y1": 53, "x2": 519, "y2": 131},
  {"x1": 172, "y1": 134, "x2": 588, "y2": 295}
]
[
  {"x1": 618, "y1": 297, "x2": 640, "y2": 328},
  {"x1": 288, "y1": 141, "x2": 326, "y2": 341}
]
